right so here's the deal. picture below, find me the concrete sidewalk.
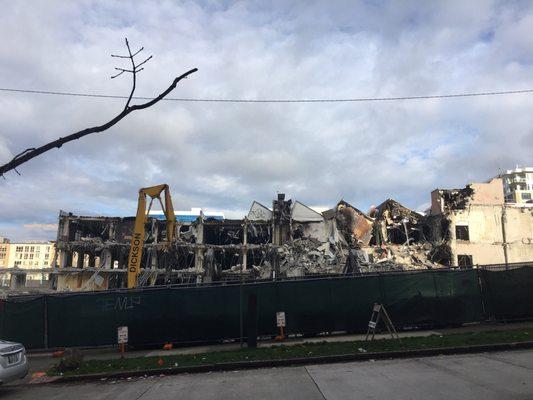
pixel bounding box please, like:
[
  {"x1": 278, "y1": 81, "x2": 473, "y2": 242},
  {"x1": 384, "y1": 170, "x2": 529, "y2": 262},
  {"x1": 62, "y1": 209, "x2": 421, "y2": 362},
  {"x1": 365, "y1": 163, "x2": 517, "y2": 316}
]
[
  {"x1": 5, "y1": 349, "x2": 533, "y2": 399},
  {"x1": 18, "y1": 320, "x2": 533, "y2": 385}
]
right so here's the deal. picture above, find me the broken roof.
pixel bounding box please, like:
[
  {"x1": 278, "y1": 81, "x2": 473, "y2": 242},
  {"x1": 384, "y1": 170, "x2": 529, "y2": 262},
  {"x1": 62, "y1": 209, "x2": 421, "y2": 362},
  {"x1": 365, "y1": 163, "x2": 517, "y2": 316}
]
[
  {"x1": 247, "y1": 201, "x2": 273, "y2": 221},
  {"x1": 291, "y1": 201, "x2": 324, "y2": 222},
  {"x1": 375, "y1": 198, "x2": 423, "y2": 223}
]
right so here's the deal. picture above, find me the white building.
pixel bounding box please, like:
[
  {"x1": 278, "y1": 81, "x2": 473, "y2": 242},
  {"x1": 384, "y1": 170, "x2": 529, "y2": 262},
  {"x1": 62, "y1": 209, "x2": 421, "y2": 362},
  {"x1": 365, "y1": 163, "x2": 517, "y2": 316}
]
[
  {"x1": 2, "y1": 242, "x2": 56, "y2": 284},
  {"x1": 501, "y1": 166, "x2": 533, "y2": 204}
]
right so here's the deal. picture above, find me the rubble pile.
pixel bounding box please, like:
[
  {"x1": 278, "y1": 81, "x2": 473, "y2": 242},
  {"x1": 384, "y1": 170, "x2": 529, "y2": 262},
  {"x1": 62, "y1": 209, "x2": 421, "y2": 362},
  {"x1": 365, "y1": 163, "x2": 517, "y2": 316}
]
[
  {"x1": 359, "y1": 244, "x2": 444, "y2": 271},
  {"x1": 271, "y1": 197, "x2": 451, "y2": 277},
  {"x1": 278, "y1": 238, "x2": 345, "y2": 277}
]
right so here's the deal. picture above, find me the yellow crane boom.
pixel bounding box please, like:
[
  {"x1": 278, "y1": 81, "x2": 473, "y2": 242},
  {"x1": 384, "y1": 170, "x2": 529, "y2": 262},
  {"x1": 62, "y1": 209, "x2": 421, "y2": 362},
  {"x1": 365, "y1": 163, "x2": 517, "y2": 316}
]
[{"x1": 127, "y1": 184, "x2": 175, "y2": 288}]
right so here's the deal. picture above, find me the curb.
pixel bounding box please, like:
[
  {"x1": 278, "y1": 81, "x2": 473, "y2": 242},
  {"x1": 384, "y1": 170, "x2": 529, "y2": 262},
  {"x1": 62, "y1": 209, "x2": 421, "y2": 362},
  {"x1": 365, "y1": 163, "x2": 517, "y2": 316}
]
[{"x1": 40, "y1": 340, "x2": 533, "y2": 385}]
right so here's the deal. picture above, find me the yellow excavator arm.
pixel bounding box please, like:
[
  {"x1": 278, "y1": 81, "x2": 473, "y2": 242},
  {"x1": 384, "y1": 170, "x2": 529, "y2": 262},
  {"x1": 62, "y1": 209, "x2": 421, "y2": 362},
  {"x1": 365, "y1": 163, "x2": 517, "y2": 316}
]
[{"x1": 127, "y1": 184, "x2": 175, "y2": 288}]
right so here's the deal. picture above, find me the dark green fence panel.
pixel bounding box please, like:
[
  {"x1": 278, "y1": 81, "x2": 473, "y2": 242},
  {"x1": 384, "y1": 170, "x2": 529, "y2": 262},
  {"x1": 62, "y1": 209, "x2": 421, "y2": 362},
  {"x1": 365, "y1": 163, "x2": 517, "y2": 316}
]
[
  {"x1": 0, "y1": 296, "x2": 45, "y2": 349},
  {"x1": 0, "y1": 300, "x2": 3, "y2": 341},
  {"x1": 111, "y1": 289, "x2": 178, "y2": 346},
  {"x1": 479, "y1": 267, "x2": 533, "y2": 319},
  {"x1": 380, "y1": 272, "x2": 438, "y2": 327},
  {"x1": 276, "y1": 279, "x2": 334, "y2": 335},
  {"x1": 48, "y1": 291, "x2": 122, "y2": 348},
  {"x1": 169, "y1": 285, "x2": 241, "y2": 343},
  {"x1": 329, "y1": 276, "x2": 382, "y2": 332},
  {"x1": 243, "y1": 282, "x2": 278, "y2": 337},
  {"x1": 432, "y1": 269, "x2": 483, "y2": 325},
  {"x1": 47, "y1": 285, "x2": 244, "y2": 348}
]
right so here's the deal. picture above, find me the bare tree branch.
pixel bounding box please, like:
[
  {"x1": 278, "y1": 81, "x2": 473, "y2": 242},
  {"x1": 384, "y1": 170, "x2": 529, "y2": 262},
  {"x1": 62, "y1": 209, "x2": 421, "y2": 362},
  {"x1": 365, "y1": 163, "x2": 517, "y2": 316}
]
[
  {"x1": 124, "y1": 38, "x2": 136, "y2": 110},
  {"x1": 136, "y1": 55, "x2": 152, "y2": 69},
  {"x1": 0, "y1": 38, "x2": 197, "y2": 177},
  {"x1": 131, "y1": 47, "x2": 144, "y2": 57},
  {"x1": 115, "y1": 67, "x2": 135, "y2": 73},
  {"x1": 110, "y1": 70, "x2": 126, "y2": 79}
]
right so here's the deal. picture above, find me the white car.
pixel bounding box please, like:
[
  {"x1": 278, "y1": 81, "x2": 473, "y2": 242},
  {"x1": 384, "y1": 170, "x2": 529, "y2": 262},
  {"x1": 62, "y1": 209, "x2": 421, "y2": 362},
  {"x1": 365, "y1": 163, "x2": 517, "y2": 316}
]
[{"x1": 0, "y1": 340, "x2": 28, "y2": 384}]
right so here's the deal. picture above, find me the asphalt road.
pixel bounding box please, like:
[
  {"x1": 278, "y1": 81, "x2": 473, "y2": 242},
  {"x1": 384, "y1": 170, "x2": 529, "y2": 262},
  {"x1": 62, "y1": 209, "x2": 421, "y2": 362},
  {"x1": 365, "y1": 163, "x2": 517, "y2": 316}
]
[{"x1": 2, "y1": 349, "x2": 532, "y2": 399}]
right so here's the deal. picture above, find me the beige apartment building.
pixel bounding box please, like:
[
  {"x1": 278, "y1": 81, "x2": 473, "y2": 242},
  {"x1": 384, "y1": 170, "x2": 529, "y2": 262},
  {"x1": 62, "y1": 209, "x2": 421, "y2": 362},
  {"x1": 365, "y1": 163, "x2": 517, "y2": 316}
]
[
  {"x1": 0, "y1": 240, "x2": 56, "y2": 285},
  {"x1": 430, "y1": 178, "x2": 533, "y2": 267},
  {"x1": 0, "y1": 237, "x2": 10, "y2": 268}
]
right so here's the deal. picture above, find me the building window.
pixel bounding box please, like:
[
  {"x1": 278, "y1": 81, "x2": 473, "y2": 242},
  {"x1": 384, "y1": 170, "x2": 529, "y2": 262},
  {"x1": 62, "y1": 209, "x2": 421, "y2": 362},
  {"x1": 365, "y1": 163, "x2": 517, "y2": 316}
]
[
  {"x1": 522, "y1": 193, "x2": 531, "y2": 200},
  {"x1": 455, "y1": 225, "x2": 470, "y2": 241},
  {"x1": 14, "y1": 261, "x2": 21, "y2": 266},
  {"x1": 458, "y1": 255, "x2": 473, "y2": 268},
  {"x1": 16, "y1": 246, "x2": 23, "y2": 252},
  {"x1": 24, "y1": 246, "x2": 29, "y2": 252}
]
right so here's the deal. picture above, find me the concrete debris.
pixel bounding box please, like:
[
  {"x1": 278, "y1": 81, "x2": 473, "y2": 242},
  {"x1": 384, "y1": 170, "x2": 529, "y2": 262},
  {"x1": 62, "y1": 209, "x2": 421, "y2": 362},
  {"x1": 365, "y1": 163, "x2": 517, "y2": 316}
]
[
  {"x1": 278, "y1": 238, "x2": 345, "y2": 277},
  {"x1": 345, "y1": 242, "x2": 444, "y2": 274}
]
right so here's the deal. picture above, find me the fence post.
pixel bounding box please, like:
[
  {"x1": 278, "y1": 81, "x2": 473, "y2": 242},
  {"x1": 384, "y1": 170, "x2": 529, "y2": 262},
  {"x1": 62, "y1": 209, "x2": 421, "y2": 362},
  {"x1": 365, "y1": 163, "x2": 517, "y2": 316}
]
[
  {"x1": 431, "y1": 271, "x2": 440, "y2": 326},
  {"x1": 43, "y1": 295, "x2": 48, "y2": 349},
  {"x1": 476, "y1": 268, "x2": 488, "y2": 320},
  {"x1": 239, "y1": 272, "x2": 243, "y2": 348},
  {"x1": 0, "y1": 299, "x2": 4, "y2": 339}
]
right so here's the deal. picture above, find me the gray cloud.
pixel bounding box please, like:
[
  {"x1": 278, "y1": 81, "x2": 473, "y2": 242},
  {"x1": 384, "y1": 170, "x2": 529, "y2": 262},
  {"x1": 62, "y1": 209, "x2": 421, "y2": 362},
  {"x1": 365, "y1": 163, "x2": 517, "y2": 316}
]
[{"x1": 0, "y1": 0, "x2": 532, "y2": 241}]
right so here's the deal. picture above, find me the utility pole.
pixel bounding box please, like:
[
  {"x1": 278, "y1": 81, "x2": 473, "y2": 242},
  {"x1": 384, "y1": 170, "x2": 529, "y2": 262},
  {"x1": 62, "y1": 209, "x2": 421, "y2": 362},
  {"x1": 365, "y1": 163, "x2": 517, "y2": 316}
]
[{"x1": 501, "y1": 206, "x2": 509, "y2": 268}]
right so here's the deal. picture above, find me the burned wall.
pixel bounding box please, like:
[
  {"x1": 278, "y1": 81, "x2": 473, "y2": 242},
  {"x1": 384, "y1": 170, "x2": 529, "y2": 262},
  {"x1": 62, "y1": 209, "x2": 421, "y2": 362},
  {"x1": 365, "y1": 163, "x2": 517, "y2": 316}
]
[{"x1": 333, "y1": 201, "x2": 373, "y2": 246}]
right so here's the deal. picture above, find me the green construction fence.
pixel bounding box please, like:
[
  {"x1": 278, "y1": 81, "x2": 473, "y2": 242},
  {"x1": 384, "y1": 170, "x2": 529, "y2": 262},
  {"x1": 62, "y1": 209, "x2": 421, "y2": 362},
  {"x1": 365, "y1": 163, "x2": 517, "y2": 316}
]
[{"x1": 0, "y1": 267, "x2": 531, "y2": 349}]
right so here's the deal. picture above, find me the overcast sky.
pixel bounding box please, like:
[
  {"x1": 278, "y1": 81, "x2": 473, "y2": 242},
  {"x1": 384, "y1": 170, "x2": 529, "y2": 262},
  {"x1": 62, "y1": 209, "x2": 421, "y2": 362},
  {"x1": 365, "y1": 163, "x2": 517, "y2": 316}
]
[{"x1": 0, "y1": 0, "x2": 532, "y2": 241}]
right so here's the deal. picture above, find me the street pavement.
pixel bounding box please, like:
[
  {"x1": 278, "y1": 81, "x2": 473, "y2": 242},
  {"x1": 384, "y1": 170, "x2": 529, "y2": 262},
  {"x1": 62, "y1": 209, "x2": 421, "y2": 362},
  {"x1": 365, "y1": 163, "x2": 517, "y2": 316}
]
[{"x1": 2, "y1": 349, "x2": 532, "y2": 399}]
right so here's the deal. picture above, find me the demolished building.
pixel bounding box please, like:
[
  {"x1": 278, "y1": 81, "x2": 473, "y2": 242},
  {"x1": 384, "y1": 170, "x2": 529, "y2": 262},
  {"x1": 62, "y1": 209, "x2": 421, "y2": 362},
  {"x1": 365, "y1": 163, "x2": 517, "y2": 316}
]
[
  {"x1": 49, "y1": 195, "x2": 441, "y2": 291},
  {"x1": 33, "y1": 178, "x2": 532, "y2": 292}
]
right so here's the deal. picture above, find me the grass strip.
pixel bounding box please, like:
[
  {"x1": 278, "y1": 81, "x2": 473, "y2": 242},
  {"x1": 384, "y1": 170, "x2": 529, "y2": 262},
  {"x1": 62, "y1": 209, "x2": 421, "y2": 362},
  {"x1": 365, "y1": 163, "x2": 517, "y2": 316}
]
[{"x1": 48, "y1": 328, "x2": 532, "y2": 376}]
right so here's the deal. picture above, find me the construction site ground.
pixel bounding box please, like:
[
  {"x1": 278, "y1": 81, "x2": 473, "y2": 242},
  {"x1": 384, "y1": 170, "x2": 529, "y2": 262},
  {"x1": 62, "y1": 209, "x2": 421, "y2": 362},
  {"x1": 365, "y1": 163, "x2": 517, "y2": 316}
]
[{"x1": 14, "y1": 320, "x2": 533, "y2": 385}]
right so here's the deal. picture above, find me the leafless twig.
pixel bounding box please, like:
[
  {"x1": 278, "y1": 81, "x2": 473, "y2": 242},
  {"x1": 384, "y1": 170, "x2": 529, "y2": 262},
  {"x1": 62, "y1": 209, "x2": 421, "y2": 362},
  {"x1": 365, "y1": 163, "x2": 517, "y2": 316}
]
[{"x1": 0, "y1": 38, "x2": 197, "y2": 177}]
